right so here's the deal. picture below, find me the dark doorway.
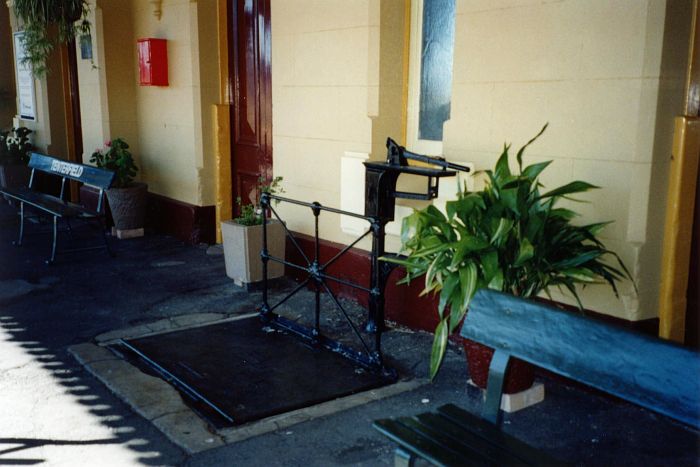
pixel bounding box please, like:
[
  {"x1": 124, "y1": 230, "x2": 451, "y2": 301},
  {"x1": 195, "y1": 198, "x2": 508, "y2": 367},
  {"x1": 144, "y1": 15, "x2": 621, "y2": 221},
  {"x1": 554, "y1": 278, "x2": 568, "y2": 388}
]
[{"x1": 228, "y1": 0, "x2": 273, "y2": 216}]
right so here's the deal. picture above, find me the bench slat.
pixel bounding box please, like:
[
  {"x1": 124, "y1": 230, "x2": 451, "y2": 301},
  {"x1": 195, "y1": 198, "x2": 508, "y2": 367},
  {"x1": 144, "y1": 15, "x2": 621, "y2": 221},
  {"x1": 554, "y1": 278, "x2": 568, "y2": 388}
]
[
  {"x1": 436, "y1": 404, "x2": 566, "y2": 466},
  {"x1": 28, "y1": 152, "x2": 114, "y2": 189},
  {"x1": 461, "y1": 290, "x2": 700, "y2": 429},
  {"x1": 0, "y1": 187, "x2": 98, "y2": 218},
  {"x1": 408, "y1": 413, "x2": 530, "y2": 466},
  {"x1": 400, "y1": 416, "x2": 504, "y2": 465},
  {"x1": 373, "y1": 419, "x2": 486, "y2": 467}
]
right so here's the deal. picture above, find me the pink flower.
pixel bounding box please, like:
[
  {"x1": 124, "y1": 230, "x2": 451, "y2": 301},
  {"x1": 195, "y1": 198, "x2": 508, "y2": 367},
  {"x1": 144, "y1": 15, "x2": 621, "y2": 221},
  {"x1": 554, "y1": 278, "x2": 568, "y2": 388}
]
[{"x1": 104, "y1": 140, "x2": 111, "y2": 147}]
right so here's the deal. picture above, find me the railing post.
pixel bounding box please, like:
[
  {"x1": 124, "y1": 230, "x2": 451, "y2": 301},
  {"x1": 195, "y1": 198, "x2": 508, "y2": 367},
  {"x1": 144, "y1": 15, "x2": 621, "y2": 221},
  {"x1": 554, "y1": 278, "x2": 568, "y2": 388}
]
[
  {"x1": 367, "y1": 218, "x2": 388, "y2": 365},
  {"x1": 312, "y1": 202, "x2": 322, "y2": 341},
  {"x1": 260, "y1": 192, "x2": 271, "y2": 321}
]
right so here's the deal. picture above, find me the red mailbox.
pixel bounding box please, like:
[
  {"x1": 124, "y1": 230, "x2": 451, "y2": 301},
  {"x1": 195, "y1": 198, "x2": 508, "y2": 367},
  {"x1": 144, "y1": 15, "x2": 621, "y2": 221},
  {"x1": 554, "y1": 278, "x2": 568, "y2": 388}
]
[{"x1": 137, "y1": 38, "x2": 168, "y2": 86}]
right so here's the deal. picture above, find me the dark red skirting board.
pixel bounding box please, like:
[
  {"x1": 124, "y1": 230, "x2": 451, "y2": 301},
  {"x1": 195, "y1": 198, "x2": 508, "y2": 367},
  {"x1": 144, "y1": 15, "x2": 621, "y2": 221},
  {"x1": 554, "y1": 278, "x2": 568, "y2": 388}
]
[
  {"x1": 284, "y1": 232, "x2": 658, "y2": 336},
  {"x1": 80, "y1": 186, "x2": 216, "y2": 245}
]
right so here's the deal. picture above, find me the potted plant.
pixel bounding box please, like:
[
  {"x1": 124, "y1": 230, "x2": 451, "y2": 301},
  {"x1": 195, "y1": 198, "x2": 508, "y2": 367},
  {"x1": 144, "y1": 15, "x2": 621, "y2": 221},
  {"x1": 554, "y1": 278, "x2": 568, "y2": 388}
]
[
  {"x1": 0, "y1": 126, "x2": 32, "y2": 193},
  {"x1": 221, "y1": 176, "x2": 285, "y2": 288},
  {"x1": 11, "y1": 0, "x2": 91, "y2": 77},
  {"x1": 90, "y1": 138, "x2": 147, "y2": 239},
  {"x1": 388, "y1": 124, "x2": 634, "y2": 385}
]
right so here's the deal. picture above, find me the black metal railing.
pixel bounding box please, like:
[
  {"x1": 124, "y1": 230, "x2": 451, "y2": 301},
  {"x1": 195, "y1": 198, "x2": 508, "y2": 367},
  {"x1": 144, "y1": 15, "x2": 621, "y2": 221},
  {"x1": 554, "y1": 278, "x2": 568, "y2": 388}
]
[{"x1": 259, "y1": 193, "x2": 395, "y2": 376}]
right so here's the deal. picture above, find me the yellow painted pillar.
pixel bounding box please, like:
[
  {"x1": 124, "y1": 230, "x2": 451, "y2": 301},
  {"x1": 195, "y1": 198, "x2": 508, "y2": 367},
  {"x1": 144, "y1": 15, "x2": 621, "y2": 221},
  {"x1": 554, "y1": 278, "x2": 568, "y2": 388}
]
[
  {"x1": 214, "y1": 0, "x2": 232, "y2": 244},
  {"x1": 658, "y1": 117, "x2": 700, "y2": 341},
  {"x1": 214, "y1": 104, "x2": 232, "y2": 244}
]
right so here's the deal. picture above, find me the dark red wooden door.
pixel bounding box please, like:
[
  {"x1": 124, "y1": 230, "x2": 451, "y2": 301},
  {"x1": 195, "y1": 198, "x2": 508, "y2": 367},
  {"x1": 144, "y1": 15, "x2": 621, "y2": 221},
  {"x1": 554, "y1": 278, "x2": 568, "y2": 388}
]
[{"x1": 229, "y1": 0, "x2": 273, "y2": 214}]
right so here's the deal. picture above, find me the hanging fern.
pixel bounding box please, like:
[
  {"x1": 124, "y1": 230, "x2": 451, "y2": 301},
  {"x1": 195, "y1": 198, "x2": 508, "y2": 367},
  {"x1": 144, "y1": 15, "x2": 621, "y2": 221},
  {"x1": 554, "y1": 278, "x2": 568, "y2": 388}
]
[{"x1": 12, "y1": 0, "x2": 91, "y2": 76}]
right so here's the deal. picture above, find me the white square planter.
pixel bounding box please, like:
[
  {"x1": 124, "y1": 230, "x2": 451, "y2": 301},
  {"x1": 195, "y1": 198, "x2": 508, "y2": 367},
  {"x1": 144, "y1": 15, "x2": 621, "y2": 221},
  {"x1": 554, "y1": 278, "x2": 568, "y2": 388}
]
[{"x1": 221, "y1": 219, "x2": 285, "y2": 286}]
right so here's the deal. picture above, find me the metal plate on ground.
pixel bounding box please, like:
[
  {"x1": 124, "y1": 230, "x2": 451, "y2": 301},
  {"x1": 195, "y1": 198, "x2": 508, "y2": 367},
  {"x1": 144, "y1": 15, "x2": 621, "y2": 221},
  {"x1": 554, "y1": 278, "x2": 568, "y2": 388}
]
[{"x1": 117, "y1": 316, "x2": 396, "y2": 427}]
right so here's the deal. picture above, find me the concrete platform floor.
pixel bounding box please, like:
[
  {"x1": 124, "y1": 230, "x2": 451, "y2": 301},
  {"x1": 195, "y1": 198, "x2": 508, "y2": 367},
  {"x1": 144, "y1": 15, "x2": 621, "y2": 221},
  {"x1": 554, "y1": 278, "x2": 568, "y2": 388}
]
[{"x1": 0, "y1": 201, "x2": 698, "y2": 466}]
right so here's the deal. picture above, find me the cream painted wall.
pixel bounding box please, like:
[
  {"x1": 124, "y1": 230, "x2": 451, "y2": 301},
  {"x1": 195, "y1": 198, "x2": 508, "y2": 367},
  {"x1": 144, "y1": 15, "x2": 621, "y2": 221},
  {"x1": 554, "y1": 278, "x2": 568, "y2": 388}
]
[
  {"x1": 130, "y1": 0, "x2": 218, "y2": 206},
  {"x1": 270, "y1": 0, "x2": 692, "y2": 321},
  {"x1": 271, "y1": 0, "x2": 373, "y2": 241},
  {"x1": 132, "y1": 0, "x2": 197, "y2": 203},
  {"x1": 271, "y1": 0, "x2": 410, "y2": 251},
  {"x1": 78, "y1": 0, "x2": 219, "y2": 207},
  {"x1": 442, "y1": 0, "x2": 692, "y2": 320}
]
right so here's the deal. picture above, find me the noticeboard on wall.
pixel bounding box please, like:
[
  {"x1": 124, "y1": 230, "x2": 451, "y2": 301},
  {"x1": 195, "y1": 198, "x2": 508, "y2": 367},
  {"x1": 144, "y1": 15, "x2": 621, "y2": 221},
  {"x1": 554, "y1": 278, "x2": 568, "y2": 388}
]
[{"x1": 13, "y1": 32, "x2": 36, "y2": 122}]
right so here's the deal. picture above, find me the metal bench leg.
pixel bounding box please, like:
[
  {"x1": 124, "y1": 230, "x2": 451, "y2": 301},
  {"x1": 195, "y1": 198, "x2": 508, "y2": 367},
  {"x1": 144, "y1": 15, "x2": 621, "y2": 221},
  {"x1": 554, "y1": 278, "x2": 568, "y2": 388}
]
[
  {"x1": 483, "y1": 349, "x2": 510, "y2": 425},
  {"x1": 100, "y1": 218, "x2": 114, "y2": 258},
  {"x1": 47, "y1": 215, "x2": 58, "y2": 265},
  {"x1": 13, "y1": 201, "x2": 25, "y2": 246},
  {"x1": 394, "y1": 448, "x2": 416, "y2": 467}
]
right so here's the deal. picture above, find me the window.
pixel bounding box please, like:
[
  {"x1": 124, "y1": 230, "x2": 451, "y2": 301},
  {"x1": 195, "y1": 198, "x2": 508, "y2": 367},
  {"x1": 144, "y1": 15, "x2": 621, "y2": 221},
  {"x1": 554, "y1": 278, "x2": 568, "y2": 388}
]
[{"x1": 406, "y1": 0, "x2": 456, "y2": 155}]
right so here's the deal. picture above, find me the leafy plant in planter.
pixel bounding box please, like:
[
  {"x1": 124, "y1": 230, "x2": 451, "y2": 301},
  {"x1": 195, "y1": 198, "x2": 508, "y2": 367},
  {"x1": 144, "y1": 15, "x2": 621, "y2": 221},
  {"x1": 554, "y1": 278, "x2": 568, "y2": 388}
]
[
  {"x1": 387, "y1": 124, "x2": 634, "y2": 380},
  {"x1": 90, "y1": 138, "x2": 147, "y2": 236},
  {"x1": 12, "y1": 0, "x2": 91, "y2": 77},
  {"x1": 0, "y1": 127, "x2": 33, "y2": 191},
  {"x1": 222, "y1": 176, "x2": 286, "y2": 286},
  {"x1": 234, "y1": 175, "x2": 284, "y2": 226},
  {"x1": 90, "y1": 138, "x2": 137, "y2": 188},
  {"x1": 0, "y1": 127, "x2": 32, "y2": 165}
]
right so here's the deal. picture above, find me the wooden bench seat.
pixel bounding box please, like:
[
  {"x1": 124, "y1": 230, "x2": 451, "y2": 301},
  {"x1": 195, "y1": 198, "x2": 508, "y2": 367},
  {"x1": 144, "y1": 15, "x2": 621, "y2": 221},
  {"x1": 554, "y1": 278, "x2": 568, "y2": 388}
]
[
  {"x1": 0, "y1": 152, "x2": 115, "y2": 264},
  {"x1": 374, "y1": 289, "x2": 700, "y2": 466},
  {"x1": 2, "y1": 186, "x2": 100, "y2": 218},
  {"x1": 375, "y1": 403, "x2": 564, "y2": 466}
]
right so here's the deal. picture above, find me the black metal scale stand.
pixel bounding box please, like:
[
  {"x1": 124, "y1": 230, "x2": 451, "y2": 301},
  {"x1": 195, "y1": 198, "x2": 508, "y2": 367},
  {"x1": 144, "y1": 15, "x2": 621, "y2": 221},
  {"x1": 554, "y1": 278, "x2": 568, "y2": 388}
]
[{"x1": 259, "y1": 138, "x2": 470, "y2": 376}]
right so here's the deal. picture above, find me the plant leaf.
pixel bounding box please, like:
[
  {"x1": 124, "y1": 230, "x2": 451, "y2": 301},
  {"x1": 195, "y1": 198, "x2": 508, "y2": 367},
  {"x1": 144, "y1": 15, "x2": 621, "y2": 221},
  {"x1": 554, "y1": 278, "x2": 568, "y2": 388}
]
[
  {"x1": 429, "y1": 319, "x2": 449, "y2": 380},
  {"x1": 487, "y1": 270, "x2": 504, "y2": 290},
  {"x1": 438, "y1": 274, "x2": 459, "y2": 317},
  {"x1": 501, "y1": 187, "x2": 519, "y2": 214},
  {"x1": 522, "y1": 160, "x2": 552, "y2": 181},
  {"x1": 494, "y1": 144, "x2": 512, "y2": 182},
  {"x1": 514, "y1": 237, "x2": 534, "y2": 266},
  {"x1": 457, "y1": 263, "x2": 478, "y2": 317},
  {"x1": 490, "y1": 218, "x2": 514, "y2": 246},
  {"x1": 516, "y1": 123, "x2": 548, "y2": 171},
  {"x1": 480, "y1": 250, "x2": 499, "y2": 282},
  {"x1": 561, "y1": 268, "x2": 600, "y2": 283},
  {"x1": 540, "y1": 181, "x2": 599, "y2": 199}
]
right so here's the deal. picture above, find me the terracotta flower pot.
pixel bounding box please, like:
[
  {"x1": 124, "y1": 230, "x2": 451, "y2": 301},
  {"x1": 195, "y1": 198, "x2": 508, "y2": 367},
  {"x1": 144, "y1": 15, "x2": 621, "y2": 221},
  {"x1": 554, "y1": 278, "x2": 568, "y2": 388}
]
[{"x1": 463, "y1": 338, "x2": 535, "y2": 394}]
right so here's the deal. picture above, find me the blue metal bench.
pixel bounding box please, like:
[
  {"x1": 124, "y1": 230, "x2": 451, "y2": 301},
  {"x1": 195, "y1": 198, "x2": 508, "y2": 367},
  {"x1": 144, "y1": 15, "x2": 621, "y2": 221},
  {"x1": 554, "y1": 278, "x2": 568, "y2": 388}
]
[
  {"x1": 374, "y1": 289, "x2": 700, "y2": 466},
  {"x1": 1, "y1": 152, "x2": 115, "y2": 264}
]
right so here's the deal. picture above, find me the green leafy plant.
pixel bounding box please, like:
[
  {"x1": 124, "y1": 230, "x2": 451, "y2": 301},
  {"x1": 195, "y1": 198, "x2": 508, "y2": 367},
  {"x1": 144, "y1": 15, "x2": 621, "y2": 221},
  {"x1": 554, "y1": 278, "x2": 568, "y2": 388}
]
[
  {"x1": 90, "y1": 138, "x2": 137, "y2": 188},
  {"x1": 234, "y1": 176, "x2": 284, "y2": 226},
  {"x1": 0, "y1": 127, "x2": 33, "y2": 164},
  {"x1": 13, "y1": 0, "x2": 91, "y2": 76},
  {"x1": 386, "y1": 124, "x2": 634, "y2": 379}
]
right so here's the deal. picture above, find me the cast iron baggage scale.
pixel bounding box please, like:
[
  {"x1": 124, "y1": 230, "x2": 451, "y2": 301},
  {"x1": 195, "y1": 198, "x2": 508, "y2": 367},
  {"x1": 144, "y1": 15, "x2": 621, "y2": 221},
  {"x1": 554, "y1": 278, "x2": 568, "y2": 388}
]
[
  {"x1": 119, "y1": 138, "x2": 470, "y2": 426},
  {"x1": 258, "y1": 138, "x2": 471, "y2": 374}
]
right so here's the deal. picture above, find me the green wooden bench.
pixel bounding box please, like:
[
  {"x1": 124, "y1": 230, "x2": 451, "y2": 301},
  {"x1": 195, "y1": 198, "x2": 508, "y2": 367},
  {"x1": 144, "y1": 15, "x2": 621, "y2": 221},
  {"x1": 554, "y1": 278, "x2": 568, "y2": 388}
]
[
  {"x1": 374, "y1": 289, "x2": 700, "y2": 466},
  {"x1": 1, "y1": 152, "x2": 115, "y2": 264}
]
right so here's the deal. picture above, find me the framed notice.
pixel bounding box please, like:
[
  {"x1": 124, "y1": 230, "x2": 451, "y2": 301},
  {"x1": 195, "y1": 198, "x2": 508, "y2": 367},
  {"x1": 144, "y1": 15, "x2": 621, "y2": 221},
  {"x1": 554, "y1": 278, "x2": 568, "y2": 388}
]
[{"x1": 13, "y1": 32, "x2": 36, "y2": 121}]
